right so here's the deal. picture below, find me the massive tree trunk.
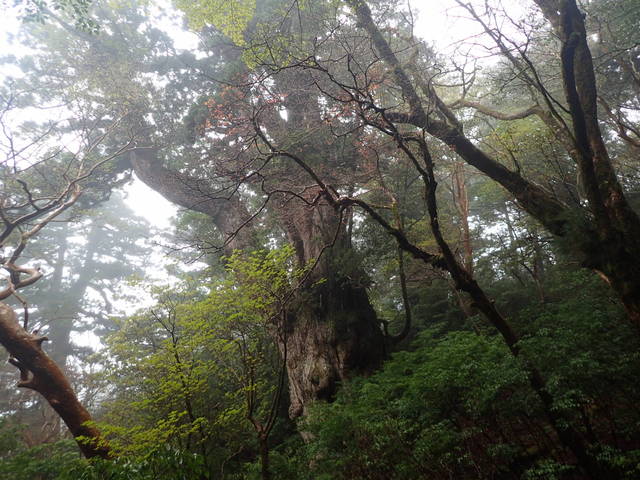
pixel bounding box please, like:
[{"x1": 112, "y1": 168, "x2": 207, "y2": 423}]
[
  {"x1": 276, "y1": 190, "x2": 385, "y2": 418},
  {"x1": 265, "y1": 67, "x2": 385, "y2": 417},
  {"x1": 283, "y1": 278, "x2": 384, "y2": 418},
  {"x1": 111, "y1": 1, "x2": 388, "y2": 422},
  {"x1": 131, "y1": 150, "x2": 385, "y2": 419}
]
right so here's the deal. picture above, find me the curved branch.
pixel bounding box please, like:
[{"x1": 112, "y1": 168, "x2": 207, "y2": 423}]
[
  {"x1": 347, "y1": 0, "x2": 571, "y2": 237},
  {"x1": 450, "y1": 99, "x2": 542, "y2": 121},
  {"x1": 130, "y1": 147, "x2": 256, "y2": 252},
  {"x1": 0, "y1": 265, "x2": 43, "y2": 301}
]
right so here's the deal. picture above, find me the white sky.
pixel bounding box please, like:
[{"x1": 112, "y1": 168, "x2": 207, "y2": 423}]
[{"x1": 124, "y1": 174, "x2": 176, "y2": 230}]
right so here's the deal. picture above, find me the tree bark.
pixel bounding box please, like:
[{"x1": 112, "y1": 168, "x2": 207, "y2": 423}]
[
  {"x1": 130, "y1": 148, "x2": 256, "y2": 254},
  {"x1": 0, "y1": 303, "x2": 109, "y2": 459},
  {"x1": 275, "y1": 186, "x2": 385, "y2": 418},
  {"x1": 259, "y1": 436, "x2": 271, "y2": 480},
  {"x1": 284, "y1": 275, "x2": 384, "y2": 419}
]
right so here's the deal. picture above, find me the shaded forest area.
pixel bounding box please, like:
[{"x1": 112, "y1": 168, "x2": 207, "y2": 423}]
[{"x1": 1, "y1": 0, "x2": 640, "y2": 478}]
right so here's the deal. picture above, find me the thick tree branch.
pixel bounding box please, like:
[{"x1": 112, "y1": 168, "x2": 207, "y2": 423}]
[
  {"x1": 0, "y1": 303, "x2": 109, "y2": 458},
  {"x1": 450, "y1": 99, "x2": 542, "y2": 121},
  {"x1": 130, "y1": 147, "x2": 255, "y2": 252}
]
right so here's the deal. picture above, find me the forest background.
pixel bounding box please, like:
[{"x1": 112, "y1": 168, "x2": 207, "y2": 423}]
[{"x1": 0, "y1": 0, "x2": 639, "y2": 478}]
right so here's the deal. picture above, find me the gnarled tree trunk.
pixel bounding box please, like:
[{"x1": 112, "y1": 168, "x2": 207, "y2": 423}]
[
  {"x1": 283, "y1": 278, "x2": 384, "y2": 419},
  {"x1": 277, "y1": 191, "x2": 384, "y2": 418}
]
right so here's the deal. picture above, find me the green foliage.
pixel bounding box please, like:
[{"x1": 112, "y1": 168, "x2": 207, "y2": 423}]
[
  {"x1": 522, "y1": 459, "x2": 573, "y2": 480},
  {"x1": 518, "y1": 269, "x2": 640, "y2": 433},
  {"x1": 13, "y1": 0, "x2": 100, "y2": 33},
  {"x1": 0, "y1": 434, "x2": 83, "y2": 480},
  {"x1": 288, "y1": 267, "x2": 640, "y2": 479},
  {"x1": 174, "y1": 0, "x2": 332, "y2": 68},
  {"x1": 97, "y1": 246, "x2": 305, "y2": 475},
  {"x1": 175, "y1": 0, "x2": 256, "y2": 45},
  {"x1": 236, "y1": 447, "x2": 304, "y2": 480},
  {"x1": 3, "y1": 1, "x2": 640, "y2": 478},
  {"x1": 59, "y1": 446, "x2": 207, "y2": 480},
  {"x1": 297, "y1": 329, "x2": 529, "y2": 479}
]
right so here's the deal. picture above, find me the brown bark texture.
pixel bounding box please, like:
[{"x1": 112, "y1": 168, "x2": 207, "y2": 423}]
[
  {"x1": 275, "y1": 188, "x2": 386, "y2": 418},
  {"x1": 0, "y1": 302, "x2": 109, "y2": 459}
]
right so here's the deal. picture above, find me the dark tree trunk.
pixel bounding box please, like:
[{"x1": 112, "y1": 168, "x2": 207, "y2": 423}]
[
  {"x1": 275, "y1": 188, "x2": 385, "y2": 418},
  {"x1": 259, "y1": 436, "x2": 271, "y2": 480},
  {"x1": 284, "y1": 277, "x2": 384, "y2": 419}
]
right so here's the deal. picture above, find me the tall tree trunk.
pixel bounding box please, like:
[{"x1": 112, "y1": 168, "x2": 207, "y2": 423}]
[
  {"x1": 273, "y1": 190, "x2": 385, "y2": 419},
  {"x1": 452, "y1": 161, "x2": 474, "y2": 275},
  {"x1": 451, "y1": 161, "x2": 477, "y2": 319},
  {"x1": 284, "y1": 275, "x2": 384, "y2": 418},
  {"x1": 259, "y1": 436, "x2": 271, "y2": 480}
]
